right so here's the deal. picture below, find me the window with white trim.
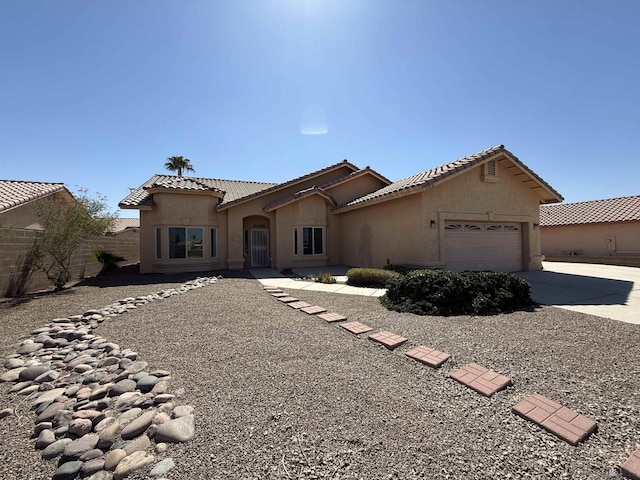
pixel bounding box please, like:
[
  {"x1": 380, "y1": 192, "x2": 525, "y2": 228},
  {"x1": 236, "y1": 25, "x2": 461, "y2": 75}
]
[
  {"x1": 293, "y1": 227, "x2": 324, "y2": 255},
  {"x1": 169, "y1": 227, "x2": 204, "y2": 259}
]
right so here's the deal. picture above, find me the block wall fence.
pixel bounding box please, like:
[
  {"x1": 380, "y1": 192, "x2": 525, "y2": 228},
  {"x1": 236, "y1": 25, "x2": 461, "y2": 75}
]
[{"x1": 0, "y1": 228, "x2": 139, "y2": 297}]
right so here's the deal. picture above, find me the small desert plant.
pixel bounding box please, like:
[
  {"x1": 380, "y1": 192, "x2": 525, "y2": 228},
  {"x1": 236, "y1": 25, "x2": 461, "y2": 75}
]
[
  {"x1": 316, "y1": 272, "x2": 337, "y2": 284},
  {"x1": 346, "y1": 268, "x2": 399, "y2": 288},
  {"x1": 91, "y1": 248, "x2": 125, "y2": 274}
]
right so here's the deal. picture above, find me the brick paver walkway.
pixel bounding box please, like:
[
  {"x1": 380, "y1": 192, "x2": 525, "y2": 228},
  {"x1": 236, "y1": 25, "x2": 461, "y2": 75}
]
[
  {"x1": 300, "y1": 305, "x2": 327, "y2": 315},
  {"x1": 451, "y1": 363, "x2": 512, "y2": 397},
  {"x1": 405, "y1": 345, "x2": 451, "y2": 368},
  {"x1": 368, "y1": 331, "x2": 408, "y2": 350},
  {"x1": 317, "y1": 312, "x2": 347, "y2": 323},
  {"x1": 621, "y1": 447, "x2": 640, "y2": 480},
  {"x1": 512, "y1": 394, "x2": 598, "y2": 446},
  {"x1": 340, "y1": 321, "x2": 373, "y2": 335},
  {"x1": 288, "y1": 301, "x2": 312, "y2": 309}
]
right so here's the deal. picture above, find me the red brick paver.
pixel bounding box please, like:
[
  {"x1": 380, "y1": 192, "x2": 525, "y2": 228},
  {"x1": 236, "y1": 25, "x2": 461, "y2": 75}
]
[
  {"x1": 368, "y1": 331, "x2": 408, "y2": 350},
  {"x1": 512, "y1": 394, "x2": 598, "y2": 446},
  {"x1": 277, "y1": 296, "x2": 298, "y2": 303},
  {"x1": 264, "y1": 286, "x2": 280, "y2": 291},
  {"x1": 622, "y1": 447, "x2": 640, "y2": 480},
  {"x1": 288, "y1": 301, "x2": 312, "y2": 309},
  {"x1": 300, "y1": 305, "x2": 327, "y2": 315},
  {"x1": 317, "y1": 312, "x2": 347, "y2": 323},
  {"x1": 340, "y1": 321, "x2": 373, "y2": 335},
  {"x1": 450, "y1": 363, "x2": 512, "y2": 397},
  {"x1": 270, "y1": 292, "x2": 289, "y2": 298},
  {"x1": 405, "y1": 345, "x2": 451, "y2": 368}
]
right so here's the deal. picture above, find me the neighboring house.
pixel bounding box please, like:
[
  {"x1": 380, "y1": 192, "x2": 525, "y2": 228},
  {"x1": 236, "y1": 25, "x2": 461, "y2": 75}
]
[
  {"x1": 0, "y1": 180, "x2": 74, "y2": 229},
  {"x1": 540, "y1": 195, "x2": 640, "y2": 257},
  {"x1": 119, "y1": 145, "x2": 563, "y2": 274},
  {"x1": 109, "y1": 218, "x2": 140, "y2": 239}
]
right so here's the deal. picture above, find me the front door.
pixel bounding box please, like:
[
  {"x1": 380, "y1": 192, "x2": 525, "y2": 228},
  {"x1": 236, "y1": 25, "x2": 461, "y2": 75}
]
[{"x1": 250, "y1": 229, "x2": 269, "y2": 267}]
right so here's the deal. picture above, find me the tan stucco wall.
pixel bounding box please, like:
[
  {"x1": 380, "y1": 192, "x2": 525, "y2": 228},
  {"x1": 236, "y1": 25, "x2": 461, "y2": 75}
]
[
  {"x1": 326, "y1": 174, "x2": 388, "y2": 206},
  {"x1": 338, "y1": 158, "x2": 543, "y2": 270},
  {"x1": 0, "y1": 191, "x2": 75, "y2": 229},
  {"x1": 541, "y1": 221, "x2": 640, "y2": 256},
  {"x1": 139, "y1": 191, "x2": 227, "y2": 274}
]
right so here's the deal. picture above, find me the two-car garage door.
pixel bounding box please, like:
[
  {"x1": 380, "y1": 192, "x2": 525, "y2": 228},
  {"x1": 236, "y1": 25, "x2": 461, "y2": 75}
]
[{"x1": 444, "y1": 222, "x2": 523, "y2": 272}]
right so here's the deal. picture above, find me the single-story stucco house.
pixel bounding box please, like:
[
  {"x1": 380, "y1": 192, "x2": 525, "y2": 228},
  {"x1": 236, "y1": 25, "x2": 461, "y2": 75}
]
[
  {"x1": 0, "y1": 180, "x2": 74, "y2": 229},
  {"x1": 119, "y1": 145, "x2": 563, "y2": 274},
  {"x1": 540, "y1": 195, "x2": 640, "y2": 259}
]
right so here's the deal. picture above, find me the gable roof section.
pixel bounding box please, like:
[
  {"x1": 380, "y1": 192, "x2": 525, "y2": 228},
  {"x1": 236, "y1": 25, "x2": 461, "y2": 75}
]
[
  {"x1": 119, "y1": 175, "x2": 277, "y2": 210},
  {"x1": 111, "y1": 218, "x2": 140, "y2": 232},
  {"x1": 0, "y1": 180, "x2": 69, "y2": 213},
  {"x1": 540, "y1": 195, "x2": 640, "y2": 227},
  {"x1": 334, "y1": 145, "x2": 563, "y2": 212},
  {"x1": 215, "y1": 159, "x2": 360, "y2": 211}
]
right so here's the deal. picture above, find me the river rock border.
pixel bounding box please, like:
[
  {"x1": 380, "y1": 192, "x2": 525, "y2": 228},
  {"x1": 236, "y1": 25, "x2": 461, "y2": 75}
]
[{"x1": 0, "y1": 276, "x2": 220, "y2": 480}]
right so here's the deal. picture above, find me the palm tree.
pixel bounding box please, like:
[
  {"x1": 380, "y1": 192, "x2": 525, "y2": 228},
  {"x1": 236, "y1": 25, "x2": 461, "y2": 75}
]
[{"x1": 164, "y1": 156, "x2": 195, "y2": 176}]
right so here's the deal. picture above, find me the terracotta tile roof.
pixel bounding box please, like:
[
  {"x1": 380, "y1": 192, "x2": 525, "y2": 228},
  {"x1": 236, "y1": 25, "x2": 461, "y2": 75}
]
[
  {"x1": 335, "y1": 145, "x2": 562, "y2": 211},
  {"x1": 119, "y1": 175, "x2": 277, "y2": 209},
  {"x1": 0, "y1": 180, "x2": 68, "y2": 213},
  {"x1": 540, "y1": 195, "x2": 640, "y2": 226},
  {"x1": 112, "y1": 218, "x2": 140, "y2": 232},
  {"x1": 216, "y1": 159, "x2": 359, "y2": 210}
]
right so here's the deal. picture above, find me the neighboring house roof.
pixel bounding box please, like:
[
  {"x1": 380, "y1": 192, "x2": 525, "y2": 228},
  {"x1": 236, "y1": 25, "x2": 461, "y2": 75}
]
[
  {"x1": 119, "y1": 175, "x2": 278, "y2": 210},
  {"x1": 540, "y1": 195, "x2": 640, "y2": 227},
  {"x1": 112, "y1": 218, "x2": 140, "y2": 232},
  {"x1": 334, "y1": 145, "x2": 563, "y2": 212},
  {"x1": 0, "y1": 179, "x2": 69, "y2": 213}
]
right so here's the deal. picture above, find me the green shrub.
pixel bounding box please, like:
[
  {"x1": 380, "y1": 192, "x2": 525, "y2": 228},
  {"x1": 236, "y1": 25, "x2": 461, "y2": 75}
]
[
  {"x1": 380, "y1": 269, "x2": 534, "y2": 316},
  {"x1": 91, "y1": 248, "x2": 126, "y2": 274},
  {"x1": 316, "y1": 272, "x2": 337, "y2": 284},
  {"x1": 383, "y1": 264, "x2": 415, "y2": 274},
  {"x1": 346, "y1": 268, "x2": 399, "y2": 288}
]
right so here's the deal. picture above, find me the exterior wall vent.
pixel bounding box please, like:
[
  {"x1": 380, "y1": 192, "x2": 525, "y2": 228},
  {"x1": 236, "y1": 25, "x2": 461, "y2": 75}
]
[{"x1": 482, "y1": 159, "x2": 499, "y2": 183}]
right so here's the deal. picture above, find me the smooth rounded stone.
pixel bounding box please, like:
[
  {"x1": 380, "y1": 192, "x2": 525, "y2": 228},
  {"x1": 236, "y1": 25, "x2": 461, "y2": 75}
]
[
  {"x1": 157, "y1": 402, "x2": 175, "y2": 415},
  {"x1": 172, "y1": 405, "x2": 194, "y2": 418},
  {"x1": 36, "y1": 401, "x2": 68, "y2": 423},
  {"x1": 136, "y1": 375, "x2": 159, "y2": 393},
  {"x1": 127, "y1": 361, "x2": 148, "y2": 375},
  {"x1": 83, "y1": 371, "x2": 108, "y2": 384},
  {"x1": 68, "y1": 418, "x2": 93, "y2": 436},
  {"x1": 76, "y1": 387, "x2": 94, "y2": 400},
  {"x1": 17, "y1": 342, "x2": 44, "y2": 354},
  {"x1": 63, "y1": 432, "x2": 99, "y2": 457},
  {"x1": 81, "y1": 457, "x2": 106, "y2": 477},
  {"x1": 0, "y1": 407, "x2": 14, "y2": 419},
  {"x1": 4, "y1": 357, "x2": 25, "y2": 369},
  {"x1": 68, "y1": 355, "x2": 94, "y2": 369},
  {"x1": 146, "y1": 424, "x2": 158, "y2": 438},
  {"x1": 19, "y1": 366, "x2": 50, "y2": 381},
  {"x1": 90, "y1": 384, "x2": 111, "y2": 400},
  {"x1": 149, "y1": 458, "x2": 175, "y2": 477},
  {"x1": 9, "y1": 380, "x2": 33, "y2": 393},
  {"x1": 113, "y1": 451, "x2": 155, "y2": 480},
  {"x1": 52, "y1": 460, "x2": 83, "y2": 480},
  {"x1": 79, "y1": 448, "x2": 104, "y2": 461},
  {"x1": 115, "y1": 392, "x2": 142, "y2": 411},
  {"x1": 33, "y1": 388, "x2": 67, "y2": 405},
  {"x1": 52, "y1": 408, "x2": 74, "y2": 428},
  {"x1": 97, "y1": 421, "x2": 122, "y2": 450},
  {"x1": 103, "y1": 343, "x2": 120, "y2": 352},
  {"x1": 34, "y1": 421, "x2": 53, "y2": 436},
  {"x1": 72, "y1": 409, "x2": 103, "y2": 422},
  {"x1": 111, "y1": 370, "x2": 131, "y2": 383},
  {"x1": 74, "y1": 364, "x2": 94, "y2": 374},
  {"x1": 18, "y1": 384, "x2": 40, "y2": 396},
  {"x1": 118, "y1": 358, "x2": 133, "y2": 371},
  {"x1": 34, "y1": 369, "x2": 60, "y2": 383},
  {"x1": 154, "y1": 443, "x2": 167, "y2": 454},
  {"x1": 109, "y1": 379, "x2": 137, "y2": 397},
  {"x1": 65, "y1": 385, "x2": 81, "y2": 397},
  {"x1": 150, "y1": 380, "x2": 169, "y2": 395},
  {"x1": 94, "y1": 416, "x2": 116, "y2": 433},
  {"x1": 54, "y1": 425, "x2": 69, "y2": 437},
  {"x1": 0, "y1": 367, "x2": 26, "y2": 382},
  {"x1": 155, "y1": 414, "x2": 195, "y2": 443},
  {"x1": 118, "y1": 408, "x2": 142, "y2": 426},
  {"x1": 97, "y1": 357, "x2": 119, "y2": 368},
  {"x1": 104, "y1": 449, "x2": 127, "y2": 471},
  {"x1": 133, "y1": 395, "x2": 154, "y2": 409},
  {"x1": 120, "y1": 410, "x2": 156, "y2": 440},
  {"x1": 42, "y1": 438, "x2": 74, "y2": 460},
  {"x1": 150, "y1": 369, "x2": 170, "y2": 378},
  {"x1": 123, "y1": 434, "x2": 151, "y2": 454},
  {"x1": 35, "y1": 428, "x2": 56, "y2": 449},
  {"x1": 85, "y1": 471, "x2": 113, "y2": 480},
  {"x1": 152, "y1": 412, "x2": 171, "y2": 426},
  {"x1": 153, "y1": 394, "x2": 175, "y2": 404},
  {"x1": 122, "y1": 351, "x2": 137, "y2": 360}
]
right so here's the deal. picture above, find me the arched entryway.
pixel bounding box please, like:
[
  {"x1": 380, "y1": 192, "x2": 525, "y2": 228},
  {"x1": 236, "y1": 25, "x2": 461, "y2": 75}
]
[{"x1": 243, "y1": 215, "x2": 270, "y2": 267}]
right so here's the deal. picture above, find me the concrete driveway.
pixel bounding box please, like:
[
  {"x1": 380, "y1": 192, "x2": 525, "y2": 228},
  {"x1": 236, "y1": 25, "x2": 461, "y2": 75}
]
[{"x1": 517, "y1": 262, "x2": 640, "y2": 325}]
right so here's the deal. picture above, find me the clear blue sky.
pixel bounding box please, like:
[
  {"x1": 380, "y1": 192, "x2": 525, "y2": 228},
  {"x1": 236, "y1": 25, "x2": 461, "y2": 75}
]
[{"x1": 1, "y1": 0, "x2": 638, "y2": 217}]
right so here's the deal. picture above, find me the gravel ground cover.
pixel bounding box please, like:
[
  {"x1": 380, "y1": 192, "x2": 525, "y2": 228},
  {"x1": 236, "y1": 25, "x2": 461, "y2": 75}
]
[{"x1": 1, "y1": 271, "x2": 639, "y2": 479}]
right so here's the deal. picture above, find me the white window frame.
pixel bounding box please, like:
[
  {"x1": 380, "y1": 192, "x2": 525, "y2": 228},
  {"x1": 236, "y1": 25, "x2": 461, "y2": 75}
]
[{"x1": 294, "y1": 226, "x2": 325, "y2": 256}]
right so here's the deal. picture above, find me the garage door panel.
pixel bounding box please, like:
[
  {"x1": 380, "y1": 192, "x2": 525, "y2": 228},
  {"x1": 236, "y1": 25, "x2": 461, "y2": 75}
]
[{"x1": 444, "y1": 222, "x2": 523, "y2": 272}]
